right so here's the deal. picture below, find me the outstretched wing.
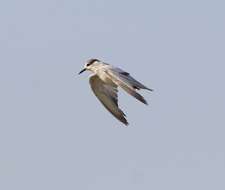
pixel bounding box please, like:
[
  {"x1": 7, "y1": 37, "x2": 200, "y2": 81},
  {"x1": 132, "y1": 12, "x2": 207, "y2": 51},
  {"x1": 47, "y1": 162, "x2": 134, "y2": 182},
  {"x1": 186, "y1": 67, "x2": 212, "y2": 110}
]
[
  {"x1": 110, "y1": 67, "x2": 153, "y2": 91},
  {"x1": 89, "y1": 74, "x2": 128, "y2": 126},
  {"x1": 105, "y1": 67, "x2": 152, "y2": 105}
]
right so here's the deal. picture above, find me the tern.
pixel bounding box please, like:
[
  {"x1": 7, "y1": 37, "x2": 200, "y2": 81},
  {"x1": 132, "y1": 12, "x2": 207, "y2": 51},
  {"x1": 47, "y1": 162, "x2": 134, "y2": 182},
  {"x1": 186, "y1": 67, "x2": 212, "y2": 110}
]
[{"x1": 79, "y1": 59, "x2": 153, "y2": 126}]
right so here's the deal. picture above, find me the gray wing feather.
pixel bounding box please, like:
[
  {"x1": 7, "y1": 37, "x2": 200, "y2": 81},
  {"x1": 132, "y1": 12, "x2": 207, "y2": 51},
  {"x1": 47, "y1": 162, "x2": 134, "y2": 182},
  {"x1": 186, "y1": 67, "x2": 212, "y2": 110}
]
[
  {"x1": 105, "y1": 68, "x2": 150, "y2": 105},
  {"x1": 89, "y1": 75, "x2": 128, "y2": 126},
  {"x1": 110, "y1": 67, "x2": 153, "y2": 91}
]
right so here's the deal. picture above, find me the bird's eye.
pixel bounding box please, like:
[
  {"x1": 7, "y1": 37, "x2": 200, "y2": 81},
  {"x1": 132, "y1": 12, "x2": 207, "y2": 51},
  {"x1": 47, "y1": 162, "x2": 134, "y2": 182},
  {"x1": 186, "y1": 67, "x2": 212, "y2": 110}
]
[{"x1": 86, "y1": 59, "x2": 99, "y2": 67}]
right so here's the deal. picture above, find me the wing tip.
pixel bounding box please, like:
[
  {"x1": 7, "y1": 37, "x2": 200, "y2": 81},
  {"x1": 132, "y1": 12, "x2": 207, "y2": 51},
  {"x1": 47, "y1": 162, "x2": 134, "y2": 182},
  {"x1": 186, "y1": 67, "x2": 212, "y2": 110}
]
[
  {"x1": 122, "y1": 119, "x2": 129, "y2": 126},
  {"x1": 144, "y1": 100, "x2": 148, "y2": 105},
  {"x1": 136, "y1": 94, "x2": 148, "y2": 105},
  {"x1": 145, "y1": 87, "x2": 153, "y2": 91},
  {"x1": 119, "y1": 112, "x2": 129, "y2": 126}
]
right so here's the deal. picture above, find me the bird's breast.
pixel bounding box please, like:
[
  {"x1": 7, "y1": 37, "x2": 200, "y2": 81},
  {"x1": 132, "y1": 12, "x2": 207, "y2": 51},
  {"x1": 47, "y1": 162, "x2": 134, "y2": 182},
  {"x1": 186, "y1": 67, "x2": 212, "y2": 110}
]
[{"x1": 98, "y1": 71, "x2": 115, "y2": 85}]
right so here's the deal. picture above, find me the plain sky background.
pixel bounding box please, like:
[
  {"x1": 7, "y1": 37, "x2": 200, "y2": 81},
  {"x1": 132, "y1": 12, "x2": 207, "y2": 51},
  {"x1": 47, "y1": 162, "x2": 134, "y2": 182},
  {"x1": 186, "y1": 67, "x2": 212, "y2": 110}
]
[{"x1": 0, "y1": 0, "x2": 225, "y2": 189}]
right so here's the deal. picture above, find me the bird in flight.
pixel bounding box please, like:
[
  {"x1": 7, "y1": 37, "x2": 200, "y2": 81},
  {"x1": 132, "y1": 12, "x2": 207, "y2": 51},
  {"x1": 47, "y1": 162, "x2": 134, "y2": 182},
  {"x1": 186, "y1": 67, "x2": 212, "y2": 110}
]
[{"x1": 79, "y1": 58, "x2": 153, "y2": 126}]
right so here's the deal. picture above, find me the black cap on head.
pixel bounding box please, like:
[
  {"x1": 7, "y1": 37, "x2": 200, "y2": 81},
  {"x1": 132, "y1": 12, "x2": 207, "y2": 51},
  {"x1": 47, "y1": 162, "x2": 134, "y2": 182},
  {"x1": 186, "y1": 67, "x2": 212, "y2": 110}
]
[{"x1": 86, "y1": 58, "x2": 99, "y2": 67}]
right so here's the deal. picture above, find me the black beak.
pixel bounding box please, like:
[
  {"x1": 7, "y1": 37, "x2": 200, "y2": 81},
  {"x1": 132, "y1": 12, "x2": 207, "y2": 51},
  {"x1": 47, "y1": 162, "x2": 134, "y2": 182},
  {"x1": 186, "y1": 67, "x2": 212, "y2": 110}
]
[{"x1": 78, "y1": 68, "x2": 86, "y2": 75}]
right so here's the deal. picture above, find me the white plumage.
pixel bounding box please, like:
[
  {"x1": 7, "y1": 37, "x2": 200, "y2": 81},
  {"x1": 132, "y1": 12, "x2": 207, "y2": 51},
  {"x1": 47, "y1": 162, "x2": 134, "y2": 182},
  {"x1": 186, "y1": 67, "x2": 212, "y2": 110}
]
[{"x1": 79, "y1": 58, "x2": 153, "y2": 126}]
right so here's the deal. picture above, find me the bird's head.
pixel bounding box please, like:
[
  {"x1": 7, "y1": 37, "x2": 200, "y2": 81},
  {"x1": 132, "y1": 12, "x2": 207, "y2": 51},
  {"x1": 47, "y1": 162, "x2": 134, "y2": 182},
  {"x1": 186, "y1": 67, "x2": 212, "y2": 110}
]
[{"x1": 78, "y1": 58, "x2": 100, "y2": 74}]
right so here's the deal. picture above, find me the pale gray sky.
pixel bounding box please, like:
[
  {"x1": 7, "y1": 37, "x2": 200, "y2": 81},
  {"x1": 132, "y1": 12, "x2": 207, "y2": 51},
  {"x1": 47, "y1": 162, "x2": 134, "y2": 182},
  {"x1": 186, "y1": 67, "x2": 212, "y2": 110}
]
[{"x1": 0, "y1": 0, "x2": 225, "y2": 189}]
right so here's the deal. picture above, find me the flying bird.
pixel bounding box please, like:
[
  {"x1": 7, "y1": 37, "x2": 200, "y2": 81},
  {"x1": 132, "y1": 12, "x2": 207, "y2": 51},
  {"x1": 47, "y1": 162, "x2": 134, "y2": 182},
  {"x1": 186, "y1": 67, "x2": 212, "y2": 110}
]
[{"x1": 79, "y1": 59, "x2": 153, "y2": 126}]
